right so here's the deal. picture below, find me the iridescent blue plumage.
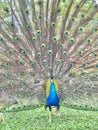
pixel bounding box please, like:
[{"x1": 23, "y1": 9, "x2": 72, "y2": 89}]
[{"x1": 46, "y1": 82, "x2": 59, "y2": 106}]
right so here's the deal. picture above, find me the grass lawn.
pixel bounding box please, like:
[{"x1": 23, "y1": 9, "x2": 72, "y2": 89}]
[{"x1": 0, "y1": 106, "x2": 98, "y2": 130}]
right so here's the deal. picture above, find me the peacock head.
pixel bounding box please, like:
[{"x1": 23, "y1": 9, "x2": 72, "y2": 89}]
[{"x1": 50, "y1": 74, "x2": 54, "y2": 79}]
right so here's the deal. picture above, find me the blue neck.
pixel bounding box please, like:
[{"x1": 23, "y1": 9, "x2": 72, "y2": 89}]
[{"x1": 50, "y1": 82, "x2": 57, "y2": 96}]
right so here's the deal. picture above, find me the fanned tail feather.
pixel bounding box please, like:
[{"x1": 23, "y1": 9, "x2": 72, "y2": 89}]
[{"x1": 0, "y1": 0, "x2": 98, "y2": 112}]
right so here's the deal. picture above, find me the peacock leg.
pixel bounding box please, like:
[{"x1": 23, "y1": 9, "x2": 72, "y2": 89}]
[
  {"x1": 48, "y1": 106, "x2": 52, "y2": 123},
  {"x1": 56, "y1": 106, "x2": 60, "y2": 116},
  {"x1": 56, "y1": 110, "x2": 60, "y2": 116},
  {"x1": 48, "y1": 111, "x2": 52, "y2": 123},
  {"x1": 1, "y1": 113, "x2": 5, "y2": 123}
]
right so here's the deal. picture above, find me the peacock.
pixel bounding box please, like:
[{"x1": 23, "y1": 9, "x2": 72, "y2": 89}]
[{"x1": 0, "y1": 0, "x2": 98, "y2": 123}]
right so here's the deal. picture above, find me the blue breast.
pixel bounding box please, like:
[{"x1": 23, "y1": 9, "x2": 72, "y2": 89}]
[{"x1": 46, "y1": 82, "x2": 59, "y2": 106}]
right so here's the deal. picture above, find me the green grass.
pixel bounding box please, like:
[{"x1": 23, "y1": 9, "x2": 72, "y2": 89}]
[{"x1": 0, "y1": 107, "x2": 98, "y2": 130}]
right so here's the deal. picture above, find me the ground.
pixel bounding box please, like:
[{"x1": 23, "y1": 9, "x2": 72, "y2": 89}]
[{"x1": 0, "y1": 107, "x2": 98, "y2": 130}]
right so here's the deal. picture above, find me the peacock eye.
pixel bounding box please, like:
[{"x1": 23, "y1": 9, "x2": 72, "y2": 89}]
[
  {"x1": 10, "y1": 22, "x2": 14, "y2": 27},
  {"x1": 86, "y1": 39, "x2": 91, "y2": 43},
  {"x1": 3, "y1": 7, "x2": 9, "y2": 13},
  {"x1": 5, "y1": 62, "x2": 10, "y2": 67},
  {"x1": 0, "y1": 37, "x2": 4, "y2": 43},
  {"x1": 38, "y1": 1, "x2": 42, "y2": 6},
  {"x1": 69, "y1": 73, "x2": 72, "y2": 77},
  {"x1": 57, "y1": 9, "x2": 61, "y2": 13},
  {"x1": 10, "y1": 80, "x2": 15, "y2": 86},
  {"x1": 43, "y1": 60, "x2": 47, "y2": 64},
  {"x1": 81, "y1": 72, "x2": 85, "y2": 76},
  {"x1": 32, "y1": 37, "x2": 36, "y2": 43},
  {"x1": 69, "y1": 38, "x2": 74, "y2": 44},
  {"x1": 53, "y1": 37, "x2": 57, "y2": 42},
  {"x1": 62, "y1": 0, "x2": 65, "y2": 2},
  {"x1": 37, "y1": 52, "x2": 41, "y2": 57},
  {"x1": 51, "y1": 22, "x2": 56, "y2": 28},
  {"x1": 94, "y1": 28, "x2": 97, "y2": 32},
  {"x1": 77, "y1": 51, "x2": 82, "y2": 55},
  {"x1": 22, "y1": 81, "x2": 27, "y2": 86},
  {"x1": 95, "y1": 64, "x2": 98, "y2": 68},
  {"x1": 80, "y1": 15, "x2": 84, "y2": 19},
  {"x1": 5, "y1": 72, "x2": 11, "y2": 78},
  {"x1": 41, "y1": 44, "x2": 46, "y2": 49},
  {"x1": 64, "y1": 31, "x2": 69, "y2": 36},
  {"x1": 16, "y1": 38, "x2": 19, "y2": 41},
  {"x1": 71, "y1": 18, "x2": 75, "y2": 23},
  {"x1": 75, "y1": 5, "x2": 79, "y2": 9},
  {"x1": 38, "y1": 15, "x2": 42, "y2": 20},
  {"x1": 48, "y1": 50, "x2": 53, "y2": 55},
  {"x1": 14, "y1": 36, "x2": 21, "y2": 42},
  {"x1": 31, "y1": 63, "x2": 36, "y2": 68},
  {"x1": 36, "y1": 30, "x2": 41, "y2": 36},
  {"x1": 79, "y1": 27, "x2": 83, "y2": 32},
  {"x1": 63, "y1": 51, "x2": 67, "y2": 56},
  {"x1": 82, "y1": 64, "x2": 86, "y2": 67},
  {"x1": 93, "y1": 53, "x2": 97, "y2": 58},
  {"x1": 8, "y1": 50, "x2": 13, "y2": 55},
  {"x1": 68, "y1": 63, "x2": 73, "y2": 68},
  {"x1": 22, "y1": 50, "x2": 27, "y2": 55},
  {"x1": 25, "y1": 10, "x2": 29, "y2": 15},
  {"x1": 59, "y1": 44, "x2": 63, "y2": 49},
  {"x1": 93, "y1": 5, "x2": 97, "y2": 9},
  {"x1": 19, "y1": 61, "x2": 24, "y2": 65},
  {"x1": 57, "y1": 59, "x2": 61, "y2": 64},
  {"x1": 26, "y1": 24, "x2": 31, "y2": 29}
]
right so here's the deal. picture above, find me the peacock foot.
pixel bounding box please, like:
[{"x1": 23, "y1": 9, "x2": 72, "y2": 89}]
[
  {"x1": 0, "y1": 113, "x2": 5, "y2": 124},
  {"x1": 56, "y1": 111, "x2": 60, "y2": 116},
  {"x1": 48, "y1": 119, "x2": 52, "y2": 123}
]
